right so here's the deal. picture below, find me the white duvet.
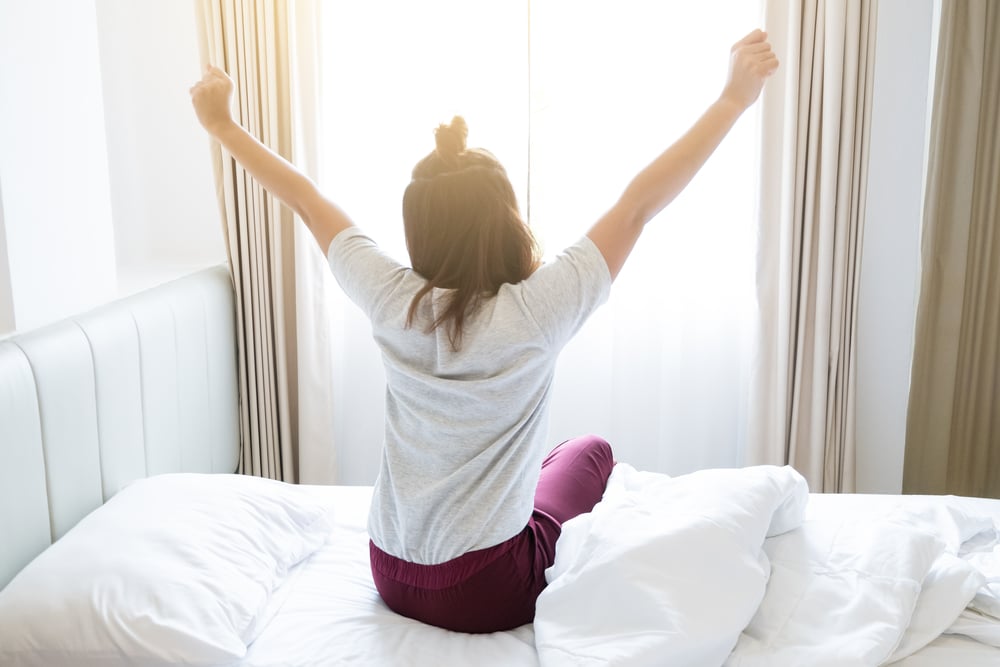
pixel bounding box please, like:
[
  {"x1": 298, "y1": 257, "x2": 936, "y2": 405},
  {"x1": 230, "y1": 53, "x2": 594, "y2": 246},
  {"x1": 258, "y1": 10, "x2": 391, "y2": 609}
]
[{"x1": 534, "y1": 465, "x2": 1000, "y2": 667}]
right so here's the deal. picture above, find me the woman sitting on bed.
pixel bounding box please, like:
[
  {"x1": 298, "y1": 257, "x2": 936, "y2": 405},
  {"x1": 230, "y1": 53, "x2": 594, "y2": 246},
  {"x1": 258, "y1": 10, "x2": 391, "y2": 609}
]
[{"x1": 190, "y1": 30, "x2": 777, "y2": 634}]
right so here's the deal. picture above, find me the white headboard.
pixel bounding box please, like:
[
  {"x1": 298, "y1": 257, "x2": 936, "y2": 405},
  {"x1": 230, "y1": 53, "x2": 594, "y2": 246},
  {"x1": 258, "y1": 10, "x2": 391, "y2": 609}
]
[{"x1": 0, "y1": 265, "x2": 240, "y2": 589}]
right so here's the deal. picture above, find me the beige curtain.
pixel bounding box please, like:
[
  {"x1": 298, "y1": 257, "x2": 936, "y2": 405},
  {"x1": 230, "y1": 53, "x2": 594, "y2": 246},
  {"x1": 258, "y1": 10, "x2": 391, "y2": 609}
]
[
  {"x1": 196, "y1": 0, "x2": 338, "y2": 483},
  {"x1": 904, "y1": 1, "x2": 1000, "y2": 498},
  {"x1": 747, "y1": 0, "x2": 876, "y2": 492}
]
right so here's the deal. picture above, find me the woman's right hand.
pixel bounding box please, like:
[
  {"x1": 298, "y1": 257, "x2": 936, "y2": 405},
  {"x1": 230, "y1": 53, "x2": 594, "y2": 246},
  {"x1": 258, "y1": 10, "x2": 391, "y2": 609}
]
[
  {"x1": 720, "y1": 29, "x2": 779, "y2": 111},
  {"x1": 189, "y1": 65, "x2": 235, "y2": 136}
]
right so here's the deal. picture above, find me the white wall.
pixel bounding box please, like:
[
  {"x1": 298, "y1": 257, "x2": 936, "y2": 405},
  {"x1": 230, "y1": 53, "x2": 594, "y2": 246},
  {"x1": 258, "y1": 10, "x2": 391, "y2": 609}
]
[
  {"x1": 0, "y1": 0, "x2": 118, "y2": 333},
  {"x1": 0, "y1": 182, "x2": 14, "y2": 334},
  {"x1": 0, "y1": 1, "x2": 223, "y2": 336},
  {"x1": 855, "y1": 0, "x2": 936, "y2": 493},
  {"x1": 94, "y1": 0, "x2": 223, "y2": 295}
]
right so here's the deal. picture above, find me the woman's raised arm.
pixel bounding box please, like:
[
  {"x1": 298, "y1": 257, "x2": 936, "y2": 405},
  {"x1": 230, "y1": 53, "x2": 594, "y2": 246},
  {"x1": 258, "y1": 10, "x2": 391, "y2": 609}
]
[
  {"x1": 586, "y1": 29, "x2": 778, "y2": 281},
  {"x1": 190, "y1": 65, "x2": 353, "y2": 253}
]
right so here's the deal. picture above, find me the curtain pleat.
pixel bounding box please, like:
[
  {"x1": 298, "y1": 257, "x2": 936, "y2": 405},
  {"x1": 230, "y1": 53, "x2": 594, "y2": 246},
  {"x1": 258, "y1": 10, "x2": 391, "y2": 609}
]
[
  {"x1": 748, "y1": 0, "x2": 876, "y2": 492},
  {"x1": 195, "y1": 0, "x2": 332, "y2": 482},
  {"x1": 905, "y1": 0, "x2": 1000, "y2": 497}
]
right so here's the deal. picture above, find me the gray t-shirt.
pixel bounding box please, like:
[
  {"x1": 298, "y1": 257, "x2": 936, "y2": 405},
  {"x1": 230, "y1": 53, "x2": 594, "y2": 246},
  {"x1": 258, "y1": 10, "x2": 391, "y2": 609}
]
[{"x1": 328, "y1": 227, "x2": 611, "y2": 564}]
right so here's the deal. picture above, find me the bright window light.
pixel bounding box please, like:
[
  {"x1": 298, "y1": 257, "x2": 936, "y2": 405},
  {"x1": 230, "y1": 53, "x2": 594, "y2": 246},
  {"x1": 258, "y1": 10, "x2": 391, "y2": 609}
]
[
  {"x1": 321, "y1": 0, "x2": 764, "y2": 476},
  {"x1": 320, "y1": 1, "x2": 528, "y2": 261},
  {"x1": 320, "y1": 1, "x2": 759, "y2": 288}
]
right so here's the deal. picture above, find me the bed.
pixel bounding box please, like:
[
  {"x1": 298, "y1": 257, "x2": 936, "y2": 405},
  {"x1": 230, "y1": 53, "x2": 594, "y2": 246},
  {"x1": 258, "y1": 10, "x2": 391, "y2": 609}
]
[{"x1": 0, "y1": 266, "x2": 998, "y2": 666}]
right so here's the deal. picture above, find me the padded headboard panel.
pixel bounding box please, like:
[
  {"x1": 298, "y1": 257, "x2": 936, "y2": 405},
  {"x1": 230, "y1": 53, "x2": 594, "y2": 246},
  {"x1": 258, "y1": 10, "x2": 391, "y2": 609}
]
[{"x1": 0, "y1": 265, "x2": 239, "y2": 589}]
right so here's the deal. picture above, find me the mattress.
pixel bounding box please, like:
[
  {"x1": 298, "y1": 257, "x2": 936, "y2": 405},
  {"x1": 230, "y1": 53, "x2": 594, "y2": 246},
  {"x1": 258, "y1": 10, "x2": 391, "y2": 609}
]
[{"x1": 241, "y1": 482, "x2": 1000, "y2": 666}]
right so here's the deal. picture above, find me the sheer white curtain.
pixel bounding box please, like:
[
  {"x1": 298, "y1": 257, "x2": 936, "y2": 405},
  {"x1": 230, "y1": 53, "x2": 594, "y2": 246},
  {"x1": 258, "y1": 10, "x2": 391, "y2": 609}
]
[{"x1": 319, "y1": 1, "x2": 761, "y2": 483}]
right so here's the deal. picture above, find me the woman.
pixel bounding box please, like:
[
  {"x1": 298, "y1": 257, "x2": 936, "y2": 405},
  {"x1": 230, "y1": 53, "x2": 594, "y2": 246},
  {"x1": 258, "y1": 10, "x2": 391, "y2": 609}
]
[{"x1": 190, "y1": 29, "x2": 777, "y2": 633}]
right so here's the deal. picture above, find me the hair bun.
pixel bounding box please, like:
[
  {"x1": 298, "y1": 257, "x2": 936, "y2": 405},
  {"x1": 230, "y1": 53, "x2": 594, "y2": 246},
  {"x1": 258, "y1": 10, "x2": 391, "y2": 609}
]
[{"x1": 434, "y1": 116, "x2": 468, "y2": 159}]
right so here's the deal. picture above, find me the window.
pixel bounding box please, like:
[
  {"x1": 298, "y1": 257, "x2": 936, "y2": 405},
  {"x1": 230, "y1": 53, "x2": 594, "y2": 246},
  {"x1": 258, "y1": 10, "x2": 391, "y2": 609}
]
[{"x1": 320, "y1": 1, "x2": 763, "y2": 481}]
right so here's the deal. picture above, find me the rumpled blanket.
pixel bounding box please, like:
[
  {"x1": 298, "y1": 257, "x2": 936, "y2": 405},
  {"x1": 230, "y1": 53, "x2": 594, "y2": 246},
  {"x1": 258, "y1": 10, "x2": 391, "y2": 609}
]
[{"x1": 534, "y1": 465, "x2": 1000, "y2": 667}]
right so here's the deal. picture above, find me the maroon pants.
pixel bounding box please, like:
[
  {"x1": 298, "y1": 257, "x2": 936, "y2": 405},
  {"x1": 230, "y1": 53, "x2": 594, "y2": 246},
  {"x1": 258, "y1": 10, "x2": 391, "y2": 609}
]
[{"x1": 369, "y1": 435, "x2": 615, "y2": 633}]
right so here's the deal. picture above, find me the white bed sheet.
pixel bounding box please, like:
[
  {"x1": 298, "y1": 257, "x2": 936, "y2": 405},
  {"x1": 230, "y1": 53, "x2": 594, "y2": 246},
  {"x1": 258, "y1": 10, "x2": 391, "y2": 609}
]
[
  {"x1": 241, "y1": 484, "x2": 1000, "y2": 667},
  {"x1": 894, "y1": 635, "x2": 1000, "y2": 667},
  {"x1": 241, "y1": 485, "x2": 538, "y2": 667}
]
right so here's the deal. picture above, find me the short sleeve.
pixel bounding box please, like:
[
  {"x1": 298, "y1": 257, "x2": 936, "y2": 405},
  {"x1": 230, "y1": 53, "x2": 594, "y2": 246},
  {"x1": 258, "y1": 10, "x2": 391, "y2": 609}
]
[
  {"x1": 326, "y1": 227, "x2": 411, "y2": 320},
  {"x1": 517, "y1": 236, "x2": 611, "y2": 348}
]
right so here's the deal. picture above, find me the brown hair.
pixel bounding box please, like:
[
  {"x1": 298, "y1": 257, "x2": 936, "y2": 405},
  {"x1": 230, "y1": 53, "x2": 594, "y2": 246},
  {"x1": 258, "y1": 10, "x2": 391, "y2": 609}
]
[{"x1": 403, "y1": 117, "x2": 540, "y2": 350}]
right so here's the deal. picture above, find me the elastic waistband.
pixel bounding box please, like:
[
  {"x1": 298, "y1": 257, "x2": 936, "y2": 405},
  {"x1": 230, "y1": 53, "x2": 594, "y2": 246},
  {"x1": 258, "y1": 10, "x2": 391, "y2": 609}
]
[{"x1": 369, "y1": 532, "x2": 525, "y2": 590}]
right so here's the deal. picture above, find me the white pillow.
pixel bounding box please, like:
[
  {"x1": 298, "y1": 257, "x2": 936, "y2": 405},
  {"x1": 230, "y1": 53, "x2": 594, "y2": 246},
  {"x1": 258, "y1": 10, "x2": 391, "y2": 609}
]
[{"x1": 0, "y1": 473, "x2": 333, "y2": 667}]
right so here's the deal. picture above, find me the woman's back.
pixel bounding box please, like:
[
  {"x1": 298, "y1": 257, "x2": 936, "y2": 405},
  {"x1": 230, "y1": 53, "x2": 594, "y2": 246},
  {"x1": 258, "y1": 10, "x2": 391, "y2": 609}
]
[{"x1": 330, "y1": 227, "x2": 610, "y2": 565}]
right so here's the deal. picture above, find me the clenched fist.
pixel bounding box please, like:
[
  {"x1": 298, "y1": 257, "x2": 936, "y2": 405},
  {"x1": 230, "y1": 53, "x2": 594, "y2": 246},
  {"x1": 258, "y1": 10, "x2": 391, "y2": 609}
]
[
  {"x1": 190, "y1": 65, "x2": 235, "y2": 136},
  {"x1": 721, "y1": 30, "x2": 779, "y2": 111}
]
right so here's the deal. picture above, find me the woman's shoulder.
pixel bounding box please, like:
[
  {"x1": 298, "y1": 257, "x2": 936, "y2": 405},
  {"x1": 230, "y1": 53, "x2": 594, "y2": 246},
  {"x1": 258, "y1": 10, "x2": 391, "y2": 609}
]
[
  {"x1": 327, "y1": 228, "x2": 423, "y2": 320},
  {"x1": 524, "y1": 237, "x2": 610, "y2": 290},
  {"x1": 503, "y1": 236, "x2": 611, "y2": 346}
]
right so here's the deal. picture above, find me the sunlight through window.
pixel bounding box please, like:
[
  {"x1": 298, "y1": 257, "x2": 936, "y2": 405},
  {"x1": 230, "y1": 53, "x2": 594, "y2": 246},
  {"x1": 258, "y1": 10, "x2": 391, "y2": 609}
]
[
  {"x1": 320, "y1": 1, "x2": 528, "y2": 261},
  {"x1": 321, "y1": 0, "x2": 764, "y2": 474}
]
